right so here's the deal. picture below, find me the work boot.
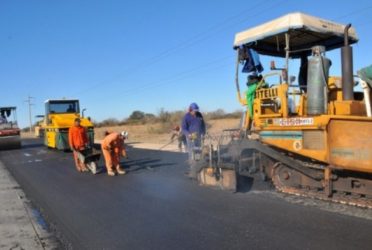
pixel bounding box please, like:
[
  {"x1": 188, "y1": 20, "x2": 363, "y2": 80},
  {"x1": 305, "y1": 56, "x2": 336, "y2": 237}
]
[
  {"x1": 107, "y1": 170, "x2": 116, "y2": 176},
  {"x1": 116, "y1": 167, "x2": 126, "y2": 175}
]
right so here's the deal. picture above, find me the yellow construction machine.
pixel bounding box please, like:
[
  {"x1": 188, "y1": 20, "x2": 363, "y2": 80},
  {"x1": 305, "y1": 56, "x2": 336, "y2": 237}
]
[
  {"x1": 197, "y1": 12, "x2": 372, "y2": 207},
  {"x1": 42, "y1": 99, "x2": 94, "y2": 150},
  {"x1": 34, "y1": 115, "x2": 45, "y2": 138}
]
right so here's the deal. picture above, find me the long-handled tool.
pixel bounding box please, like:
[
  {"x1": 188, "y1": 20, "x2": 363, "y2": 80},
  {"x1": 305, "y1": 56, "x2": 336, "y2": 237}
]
[{"x1": 158, "y1": 138, "x2": 176, "y2": 150}]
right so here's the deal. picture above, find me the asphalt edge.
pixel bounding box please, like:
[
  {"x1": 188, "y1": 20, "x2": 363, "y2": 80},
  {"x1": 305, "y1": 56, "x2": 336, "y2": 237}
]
[{"x1": 0, "y1": 159, "x2": 61, "y2": 249}]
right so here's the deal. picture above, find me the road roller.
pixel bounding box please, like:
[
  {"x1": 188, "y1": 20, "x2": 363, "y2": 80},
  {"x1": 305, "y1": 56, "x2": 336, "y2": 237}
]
[
  {"x1": 0, "y1": 107, "x2": 21, "y2": 150},
  {"x1": 42, "y1": 99, "x2": 94, "y2": 150},
  {"x1": 196, "y1": 12, "x2": 372, "y2": 207}
]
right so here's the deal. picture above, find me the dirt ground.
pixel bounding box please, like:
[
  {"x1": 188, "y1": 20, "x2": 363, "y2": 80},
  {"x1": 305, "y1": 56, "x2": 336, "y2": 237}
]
[
  {"x1": 95, "y1": 118, "x2": 240, "y2": 145},
  {"x1": 20, "y1": 131, "x2": 34, "y2": 138}
]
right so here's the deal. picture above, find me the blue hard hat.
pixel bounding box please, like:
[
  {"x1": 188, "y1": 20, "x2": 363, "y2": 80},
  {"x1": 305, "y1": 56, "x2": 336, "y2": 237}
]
[{"x1": 189, "y1": 102, "x2": 199, "y2": 111}]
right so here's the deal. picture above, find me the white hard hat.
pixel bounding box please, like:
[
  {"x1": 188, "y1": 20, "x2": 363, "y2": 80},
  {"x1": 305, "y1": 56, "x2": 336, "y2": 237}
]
[{"x1": 120, "y1": 131, "x2": 129, "y2": 138}]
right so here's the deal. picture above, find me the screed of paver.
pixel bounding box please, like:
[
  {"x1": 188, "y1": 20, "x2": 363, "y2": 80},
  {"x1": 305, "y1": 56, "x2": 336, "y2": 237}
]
[{"x1": 0, "y1": 161, "x2": 57, "y2": 250}]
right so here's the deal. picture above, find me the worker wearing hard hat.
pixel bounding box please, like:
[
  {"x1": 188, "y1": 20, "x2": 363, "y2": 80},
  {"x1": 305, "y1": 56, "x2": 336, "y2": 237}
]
[
  {"x1": 68, "y1": 118, "x2": 89, "y2": 172},
  {"x1": 181, "y1": 102, "x2": 206, "y2": 161},
  {"x1": 101, "y1": 131, "x2": 128, "y2": 176}
]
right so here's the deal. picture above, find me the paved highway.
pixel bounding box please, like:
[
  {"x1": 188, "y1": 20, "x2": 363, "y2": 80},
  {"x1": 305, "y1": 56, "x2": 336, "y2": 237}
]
[{"x1": 1, "y1": 139, "x2": 372, "y2": 250}]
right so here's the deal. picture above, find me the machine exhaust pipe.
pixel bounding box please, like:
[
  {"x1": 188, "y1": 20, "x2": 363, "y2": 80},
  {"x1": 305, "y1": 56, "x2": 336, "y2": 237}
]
[{"x1": 341, "y1": 24, "x2": 354, "y2": 100}]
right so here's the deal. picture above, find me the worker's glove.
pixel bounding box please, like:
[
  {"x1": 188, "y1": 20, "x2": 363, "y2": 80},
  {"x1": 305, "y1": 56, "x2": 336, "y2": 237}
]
[
  {"x1": 122, "y1": 150, "x2": 128, "y2": 159},
  {"x1": 189, "y1": 133, "x2": 197, "y2": 141}
]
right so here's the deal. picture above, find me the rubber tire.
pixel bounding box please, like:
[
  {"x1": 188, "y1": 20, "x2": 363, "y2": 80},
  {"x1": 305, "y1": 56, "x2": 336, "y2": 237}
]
[{"x1": 87, "y1": 162, "x2": 98, "y2": 174}]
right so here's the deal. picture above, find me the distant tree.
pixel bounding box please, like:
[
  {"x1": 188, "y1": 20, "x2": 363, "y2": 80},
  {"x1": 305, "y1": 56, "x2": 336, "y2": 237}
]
[
  {"x1": 144, "y1": 113, "x2": 156, "y2": 119},
  {"x1": 21, "y1": 127, "x2": 30, "y2": 132},
  {"x1": 97, "y1": 118, "x2": 120, "y2": 127},
  {"x1": 129, "y1": 110, "x2": 145, "y2": 120},
  {"x1": 157, "y1": 108, "x2": 171, "y2": 123},
  {"x1": 206, "y1": 109, "x2": 226, "y2": 120}
]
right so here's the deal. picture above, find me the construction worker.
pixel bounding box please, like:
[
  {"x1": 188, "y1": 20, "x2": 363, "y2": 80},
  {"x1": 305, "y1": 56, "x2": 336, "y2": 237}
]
[
  {"x1": 66, "y1": 104, "x2": 75, "y2": 113},
  {"x1": 68, "y1": 118, "x2": 89, "y2": 172},
  {"x1": 246, "y1": 73, "x2": 261, "y2": 119},
  {"x1": 170, "y1": 125, "x2": 187, "y2": 152},
  {"x1": 101, "y1": 131, "x2": 128, "y2": 176},
  {"x1": 181, "y1": 102, "x2": 206, "y2": 162}
]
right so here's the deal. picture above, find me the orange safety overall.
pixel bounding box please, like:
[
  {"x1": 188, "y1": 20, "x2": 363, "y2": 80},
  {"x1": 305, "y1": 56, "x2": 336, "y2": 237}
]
[
  {"x1": 68, "y1": 125, "x2": 88, "y2": 171},
  {"x1": 101, "y1": 132, "x2": 126, "y2": 173}
]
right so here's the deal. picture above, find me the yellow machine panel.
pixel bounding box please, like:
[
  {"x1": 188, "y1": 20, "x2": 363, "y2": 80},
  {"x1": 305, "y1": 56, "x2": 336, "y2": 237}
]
[{"x1": 328, "y1": 119, "x2": 372, "y2": 172}]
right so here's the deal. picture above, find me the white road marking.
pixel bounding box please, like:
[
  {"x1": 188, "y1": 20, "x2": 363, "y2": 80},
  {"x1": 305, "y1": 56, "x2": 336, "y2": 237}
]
[{"x1": 36, "y1": 150, "x2": 47, "y2": 155}]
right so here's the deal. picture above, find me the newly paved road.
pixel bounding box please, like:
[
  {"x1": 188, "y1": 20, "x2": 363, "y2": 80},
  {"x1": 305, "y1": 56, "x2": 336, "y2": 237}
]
[{"x1": 1, "y1": 139, "x2": 372, "y2": 250}]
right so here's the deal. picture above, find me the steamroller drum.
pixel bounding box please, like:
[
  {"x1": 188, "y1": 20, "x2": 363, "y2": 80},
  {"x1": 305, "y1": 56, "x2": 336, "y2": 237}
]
[{"x1": 0, "y1": 136, "x2": 21, "y2": 150}]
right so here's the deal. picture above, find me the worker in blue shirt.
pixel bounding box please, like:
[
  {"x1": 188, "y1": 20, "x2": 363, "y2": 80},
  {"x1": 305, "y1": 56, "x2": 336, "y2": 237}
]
[{"x1": 181, "y1": 102, "x2": 206, "y2": 162}]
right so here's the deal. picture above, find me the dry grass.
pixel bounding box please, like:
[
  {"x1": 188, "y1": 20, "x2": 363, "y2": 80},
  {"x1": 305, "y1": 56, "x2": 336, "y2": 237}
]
[
  {"x1": 94, "y1": 118, "x2": 240, "y2": 145},
  {"x1": 95, "y1": 123, "x2": 171, "y2": 144},
  {"x1": 206, "y1": 118, "x2": 241, "y2": 134}
]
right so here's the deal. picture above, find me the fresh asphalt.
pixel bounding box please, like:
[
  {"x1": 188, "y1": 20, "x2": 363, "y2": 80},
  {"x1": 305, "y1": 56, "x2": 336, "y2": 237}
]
[{"x1": 1, "y1": 138, "x2": 372, "y2": 250}]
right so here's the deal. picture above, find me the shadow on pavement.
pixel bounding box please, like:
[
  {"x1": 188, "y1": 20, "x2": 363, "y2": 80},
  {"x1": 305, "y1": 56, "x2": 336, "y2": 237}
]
[
  {"x1": 122, "y1": 158, "x2": 176, "y2": 173},
  {"x1": 237, "y1": 175, "x2": 254, "y2": 193},
  {"x1": 21, "y1": 143, "x2": 44, "y2": 149}
]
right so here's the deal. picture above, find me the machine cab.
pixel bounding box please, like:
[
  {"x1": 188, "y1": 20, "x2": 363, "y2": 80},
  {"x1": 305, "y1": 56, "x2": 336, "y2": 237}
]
[
  {"x1": 0, "y1": 107, "x2": 19, "y2": 130},
  {"x1": 45, "y1": 99, "x2": 80, "y2": 125}
]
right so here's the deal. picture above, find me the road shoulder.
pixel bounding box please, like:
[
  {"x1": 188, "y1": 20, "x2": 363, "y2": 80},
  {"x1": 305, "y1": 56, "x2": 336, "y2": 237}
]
[{"x1": 0, "y1": 160, "x2": 59, "y2": 249}]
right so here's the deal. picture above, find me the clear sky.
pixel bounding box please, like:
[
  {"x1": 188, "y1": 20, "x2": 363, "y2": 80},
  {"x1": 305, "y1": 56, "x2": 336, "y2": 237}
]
[{"x1": 1, "y1": 0, "x2": 371, "y2": 128}]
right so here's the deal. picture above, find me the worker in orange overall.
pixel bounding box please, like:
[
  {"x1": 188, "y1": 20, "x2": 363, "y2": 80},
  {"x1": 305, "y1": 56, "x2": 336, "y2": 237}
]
[
  {"x1": 101, "y1": 131, "x2": 128, "y2": 176},
  {"x1": 68, "y1": 118, "x2": 89, "y2": 172}
]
